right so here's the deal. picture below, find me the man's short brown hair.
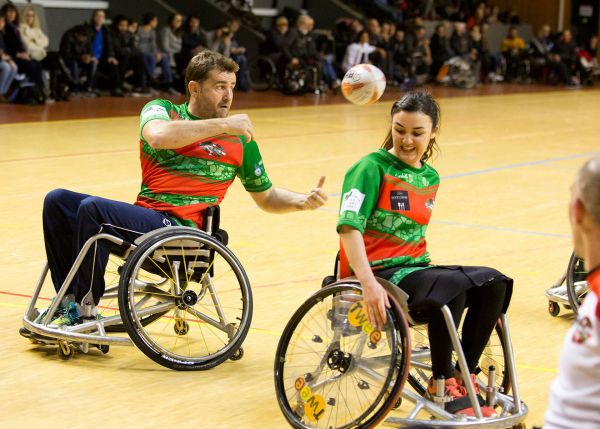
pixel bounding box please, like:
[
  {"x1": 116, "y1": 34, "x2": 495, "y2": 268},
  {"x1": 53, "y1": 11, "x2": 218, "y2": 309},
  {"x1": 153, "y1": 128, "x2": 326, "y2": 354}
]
[{"x1": 184, "y1": 50, "x2": 239, "y2": 98}]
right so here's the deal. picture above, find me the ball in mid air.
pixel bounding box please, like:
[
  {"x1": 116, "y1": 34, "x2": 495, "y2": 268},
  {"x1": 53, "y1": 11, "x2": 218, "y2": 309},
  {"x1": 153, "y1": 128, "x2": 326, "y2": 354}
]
[{"x1": 341, "y1": 64, "x2": 386, "y2": 105}]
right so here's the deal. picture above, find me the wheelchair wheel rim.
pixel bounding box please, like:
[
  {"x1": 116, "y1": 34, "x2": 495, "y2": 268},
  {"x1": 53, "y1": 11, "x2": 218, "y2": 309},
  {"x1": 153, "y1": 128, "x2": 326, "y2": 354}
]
[
  {"x1": 123, "y1": 232, "x2": 251, "y2": 366},
  {"x1": 274, "y1": 284, "x2": 408, "y2": 429}
]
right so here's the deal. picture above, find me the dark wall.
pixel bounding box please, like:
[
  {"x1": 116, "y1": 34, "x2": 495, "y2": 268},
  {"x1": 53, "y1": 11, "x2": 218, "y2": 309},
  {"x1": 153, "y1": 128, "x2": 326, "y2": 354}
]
[{"x1": 305, "y1": 0, "x2": 361, "y2": 29}]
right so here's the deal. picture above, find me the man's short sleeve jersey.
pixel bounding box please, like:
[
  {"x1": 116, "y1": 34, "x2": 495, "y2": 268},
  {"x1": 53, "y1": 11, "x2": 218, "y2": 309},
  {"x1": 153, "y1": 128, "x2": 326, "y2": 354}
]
[
  {"x1": 545, "y1": 269, "x2": 600, "y2": 428},
  {"x1": 337, "y1": 149, "x2": 440, "y2": 280},
  {"x1": 136, "y1": 99, "x2": 272, "y2": 227}
]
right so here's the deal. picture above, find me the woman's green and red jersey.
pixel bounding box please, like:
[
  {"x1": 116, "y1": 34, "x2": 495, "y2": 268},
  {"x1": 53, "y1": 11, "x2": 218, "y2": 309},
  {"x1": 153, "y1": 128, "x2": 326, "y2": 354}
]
[
  {"x1": 136, "y1": 99, "x2": 272, "y2": 228},
  {"x1": 337, "y1": 149, "x2": 440, "y2": 283}
]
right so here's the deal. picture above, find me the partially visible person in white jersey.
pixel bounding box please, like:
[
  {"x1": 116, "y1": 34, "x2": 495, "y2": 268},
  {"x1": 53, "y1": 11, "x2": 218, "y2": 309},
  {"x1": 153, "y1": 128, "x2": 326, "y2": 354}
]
[{"x1": 544, "y1": 155, "x2": 600, "y2": 429}]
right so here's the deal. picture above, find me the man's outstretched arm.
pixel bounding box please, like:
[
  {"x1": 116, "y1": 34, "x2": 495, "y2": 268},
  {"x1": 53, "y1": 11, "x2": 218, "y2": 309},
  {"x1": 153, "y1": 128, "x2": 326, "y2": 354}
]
[{"x1": 250, "y1": 176, "x2": 328, "y2": 213}]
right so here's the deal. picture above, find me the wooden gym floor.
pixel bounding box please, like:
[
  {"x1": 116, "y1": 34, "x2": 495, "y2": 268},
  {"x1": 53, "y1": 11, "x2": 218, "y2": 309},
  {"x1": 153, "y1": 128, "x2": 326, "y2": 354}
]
[{"x1": 1, "y1": 85, "x2": 599, "y2": 428}]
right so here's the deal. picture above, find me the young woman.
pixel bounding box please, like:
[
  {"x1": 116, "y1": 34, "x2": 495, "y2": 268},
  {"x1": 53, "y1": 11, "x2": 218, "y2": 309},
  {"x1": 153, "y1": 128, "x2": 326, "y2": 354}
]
[
  {"x1": 19, "y1": 6, "x2": 48, "y2": 62},
  {"x1": 337, "y1": 91, "x2": 512, "y2": 416},
  {"x1": 159, "y1": 13, "x2": 183, "y2": 70}
]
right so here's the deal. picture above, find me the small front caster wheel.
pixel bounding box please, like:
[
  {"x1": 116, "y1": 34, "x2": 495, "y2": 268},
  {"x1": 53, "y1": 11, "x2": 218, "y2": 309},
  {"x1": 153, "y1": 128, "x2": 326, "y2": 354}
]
[
  {"x1": 57, "y1": 342, "x2": 75, "y2": 360},
  {"x1": 548, "y1": 301, "x2": 560, "y2": 317},
  {"x1": 230, "y1": 347, "x2": 244, "y2": 361}
]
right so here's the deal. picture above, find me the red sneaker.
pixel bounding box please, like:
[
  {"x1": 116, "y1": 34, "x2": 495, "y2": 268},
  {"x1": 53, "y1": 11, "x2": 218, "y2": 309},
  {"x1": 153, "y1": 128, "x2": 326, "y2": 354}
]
[{"x1": 427, "y1": 377, "x2": 497, "y2": 418}]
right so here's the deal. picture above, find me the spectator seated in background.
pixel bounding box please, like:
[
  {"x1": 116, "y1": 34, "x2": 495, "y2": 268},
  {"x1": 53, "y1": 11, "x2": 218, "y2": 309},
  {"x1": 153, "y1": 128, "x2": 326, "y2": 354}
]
[
  {"x1": 470, "y1": 24, "x2": 502, "y2": 83},
  {"x1": 110, "y1": 15, "x2": 148, "y2": 94},
  {"x1": 19, "y1": 6, "x2": 47, "y2": 62},
  {"x1": 263, "y1": 16, "x2": 295, "y2": 86},
  {"x1": 0, "y1": 2, "x2": 45, "y2": 102},
  {"x1": 0, "y1": 15, "x2": 19, "y2": 103},
  {"x1": 180, "y1": 13, "x2": 207, "y2": 75},
  {"x1": 225, "y1": 18, "x2": 249, "y2": 92},
  {"x1": 529, "y1": 24, "x2": 554, "y2": 82},
  {"x1": 406, "y1": 25, "x2": 432, "y2": 86},
  {"x1": 549, "y1": 29, "x2": 581, "y2": 88},
  {"x1": 160, "y1": 13, "x2": 183, "y2": 77},
  {"x1": 137, "y1": 12, "x2": 179, "y2": 95},
  {"x1": 429, "y1": 22, "x2": 453, "y2": 80},
  {"x1": 364, "y1": 18, "x2": 388, "y2": 78},
  {"x1": 86, "y1": 9, "x2": 125, "y2": 97},
  {"x1": 59, "y1": 24, "x2": 96, "y2": 96},
  {"x1": 501, "y1": 26, "x2": 529, "y2": 83},
  {"x1": 577, "y1": 35, "x2": 599, "y2": 86},
  {"x1": 450, "y1": 22, "x2": 481, "y2": 84},
  {"x1": 341, "y1": 29, "x2": 376, "y2": 73},
  {"x1": 285, "y1": 14, "x2": 321, "y2": 94}
]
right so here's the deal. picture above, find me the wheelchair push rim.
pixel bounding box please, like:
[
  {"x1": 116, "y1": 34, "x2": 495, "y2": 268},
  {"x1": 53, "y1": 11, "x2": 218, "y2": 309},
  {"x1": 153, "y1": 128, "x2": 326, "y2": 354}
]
[
  {"x1": 274, "y1": 283, "x2": 411, "y2": 429},
  {"x1": 566, "y1": 253, "x2": 589, "y2": 313},
  {"x1": 118, "y1": 228, "x2": 252, "y2": 371}
]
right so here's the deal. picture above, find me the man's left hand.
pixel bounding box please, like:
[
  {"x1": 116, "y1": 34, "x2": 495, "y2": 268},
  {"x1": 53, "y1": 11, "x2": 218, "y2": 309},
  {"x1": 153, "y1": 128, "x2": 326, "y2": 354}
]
[{"x1": 299, "y1": 176, "x2": 327, "y2": 210}]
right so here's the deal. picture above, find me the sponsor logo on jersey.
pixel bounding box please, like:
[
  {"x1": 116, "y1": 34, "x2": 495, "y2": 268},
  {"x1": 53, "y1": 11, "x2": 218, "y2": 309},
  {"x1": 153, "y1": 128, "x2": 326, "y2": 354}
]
[
  {"x1": 200, "y1": 142, "x2": 226, "y2": 158},
  {"x1": 141, "y1": 105, "x2": 168, "y2": 121},
  {"x1": 572, "y1": 315, "x2": 593, "y2": 344},
  {"x1": 341, "y1": 188, "x2": 365, "y2": 214},
  {"x1": 390, "y1": 190, "x2": 410, "y2": 211}
]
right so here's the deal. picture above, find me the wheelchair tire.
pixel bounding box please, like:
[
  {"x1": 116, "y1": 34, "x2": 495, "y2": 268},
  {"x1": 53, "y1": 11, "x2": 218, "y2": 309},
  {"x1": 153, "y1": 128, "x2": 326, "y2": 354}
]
[
  {"x1": 118, "y1": 228, "x2": 252, "y2": 371},
  {"x1": 248, "y1": 56, "x2": 277, "y2": 91},
  {"x1": 274, "y1": 282, "x2": 411, "y2": 429},
  {"x1": 408, "y1": 322, "x2": 510, "y2": 396},
  {"x1": 566, "y1": 253, "x2": 588, "y2": 314}
]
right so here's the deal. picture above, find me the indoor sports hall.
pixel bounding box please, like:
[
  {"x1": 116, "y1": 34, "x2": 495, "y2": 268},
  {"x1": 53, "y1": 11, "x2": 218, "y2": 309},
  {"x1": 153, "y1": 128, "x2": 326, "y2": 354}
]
[{"x1": 1, "y1": 0, "x2": 599, "y2": 428}]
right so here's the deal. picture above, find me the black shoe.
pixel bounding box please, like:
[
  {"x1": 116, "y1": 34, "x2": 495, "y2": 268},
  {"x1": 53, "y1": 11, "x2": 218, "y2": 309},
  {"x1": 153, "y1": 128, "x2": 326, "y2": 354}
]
[{"x1": 111, "y1": 88, "x2": 125, "y2": 97}]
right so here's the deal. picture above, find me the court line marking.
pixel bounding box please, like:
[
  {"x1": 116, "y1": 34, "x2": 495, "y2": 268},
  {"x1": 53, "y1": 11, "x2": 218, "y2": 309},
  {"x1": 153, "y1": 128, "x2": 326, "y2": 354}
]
[
  {"x1": 2, "y1": 88, "x2": 599, "y2": 127},
  {"x1": 2, "y1": 290, "x2": 560, "y2": 375},
  {"x1": 441, "y1": 151, "x2": 600, "y2": 180}
]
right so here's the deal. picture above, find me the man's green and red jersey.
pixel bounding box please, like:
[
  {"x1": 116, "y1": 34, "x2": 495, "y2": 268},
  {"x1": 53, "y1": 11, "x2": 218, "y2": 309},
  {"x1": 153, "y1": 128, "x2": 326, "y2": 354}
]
[
  {"x1": 136, "y1": 99, "x2": 272, "y2": 228},
  {"x1": 337, "y1": 149, "x2": 440, "y2": 283}
]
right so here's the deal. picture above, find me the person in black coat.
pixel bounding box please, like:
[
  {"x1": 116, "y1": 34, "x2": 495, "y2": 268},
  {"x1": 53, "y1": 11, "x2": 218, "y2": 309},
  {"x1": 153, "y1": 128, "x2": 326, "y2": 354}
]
[
  {"x1": 59, "y1": 24, "x2": 95, "y2": 94},
  {"x1": 180, "y1": 13, "x2": 208, "y2": 75},
  {"x1": 111, "y1": 15, "x2": 146, "y2": 91},
  {"x1": 0, "y1": 3, "x2": 44, "y2": 96}
]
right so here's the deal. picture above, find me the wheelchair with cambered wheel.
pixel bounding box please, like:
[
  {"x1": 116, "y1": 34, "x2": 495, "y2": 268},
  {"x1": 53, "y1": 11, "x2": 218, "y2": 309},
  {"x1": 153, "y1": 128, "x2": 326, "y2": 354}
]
[
  {"x1": 22, "y1": 206, "x2": 251, "y2": 370},
  {"x1": 274, "y1": 273, "x2": 528, "y2": 428}
]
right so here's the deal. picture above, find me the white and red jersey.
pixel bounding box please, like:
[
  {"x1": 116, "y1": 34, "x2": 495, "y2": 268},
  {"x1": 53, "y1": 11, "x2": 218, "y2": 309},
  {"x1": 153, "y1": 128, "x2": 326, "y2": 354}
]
[{"x1": 544, "y1": 268, "x2": 600, "y2": 429}]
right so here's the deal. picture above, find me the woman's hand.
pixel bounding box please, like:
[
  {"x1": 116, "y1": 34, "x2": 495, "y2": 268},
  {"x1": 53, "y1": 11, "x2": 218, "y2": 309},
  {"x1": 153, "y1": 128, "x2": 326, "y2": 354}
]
[{"x1": 361, "y1": 277, "x2": 390, "y2": 330}]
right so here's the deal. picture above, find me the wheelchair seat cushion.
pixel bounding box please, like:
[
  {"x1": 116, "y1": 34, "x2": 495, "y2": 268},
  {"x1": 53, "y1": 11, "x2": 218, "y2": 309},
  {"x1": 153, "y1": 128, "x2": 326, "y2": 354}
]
[{"x1": 375, "y1": 265, "x2": 513, "y2": 314}]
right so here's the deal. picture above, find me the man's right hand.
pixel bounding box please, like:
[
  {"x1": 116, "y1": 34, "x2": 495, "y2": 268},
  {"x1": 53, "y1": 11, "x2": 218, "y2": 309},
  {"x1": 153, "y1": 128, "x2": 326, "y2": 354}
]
[{"x1": 224, "y1": 114, "x2": 255, "y2": 142}]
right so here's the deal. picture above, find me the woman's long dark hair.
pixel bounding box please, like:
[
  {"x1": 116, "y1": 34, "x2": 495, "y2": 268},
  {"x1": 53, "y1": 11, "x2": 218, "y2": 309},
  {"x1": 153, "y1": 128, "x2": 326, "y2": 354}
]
[{"x1": 381, "y1": 91, "x2": 441, "y2": 163}]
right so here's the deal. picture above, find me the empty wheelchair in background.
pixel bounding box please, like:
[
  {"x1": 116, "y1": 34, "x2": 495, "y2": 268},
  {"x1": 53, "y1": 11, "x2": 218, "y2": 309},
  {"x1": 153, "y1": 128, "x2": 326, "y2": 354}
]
[
  {"x1": 545, "y1": 253, "x2": 588, "y2": 317},
  {"x1": 22, "y1": 207, "x2": 252, "y2": 370},
  {"x1": 274, "y1": 274, "x2": 528, "y2": 428}
]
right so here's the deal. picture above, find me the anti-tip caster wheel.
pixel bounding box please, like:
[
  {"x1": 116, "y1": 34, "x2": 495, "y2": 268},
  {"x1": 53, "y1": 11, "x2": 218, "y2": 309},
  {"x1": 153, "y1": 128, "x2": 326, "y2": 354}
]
[
  {"x1": 548, "y1": 301, "x2": 560, "y2": 317},
  {"x1": 99, "y1": 344, "x2": 109, "y2": 354},
  {"x1": 230, "y1": 347, "x2": 244, "y2": 361},
  {"x1": 57, "y1": 342, "x2": 75, "y2": 360}
]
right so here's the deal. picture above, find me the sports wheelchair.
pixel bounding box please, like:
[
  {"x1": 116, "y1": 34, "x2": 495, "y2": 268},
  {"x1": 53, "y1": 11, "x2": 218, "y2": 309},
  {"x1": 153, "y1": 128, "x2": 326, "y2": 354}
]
[
  {"x1": 545, "y1": 253, "x2": 588, "y2": 317},
  {"x1": 274, "y1": 264, "x2": 528, "y2": 428},
  {"x1": 21, "y1": 207, "x2": 252, "y2": 370}
]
